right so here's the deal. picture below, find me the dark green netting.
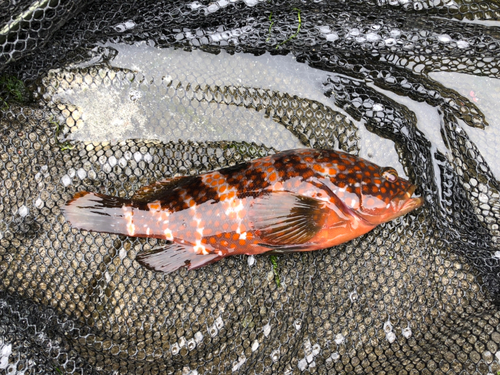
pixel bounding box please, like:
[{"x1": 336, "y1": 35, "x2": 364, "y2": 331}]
[{"x1": 2, "y1": 0, "x2": 500, "y2": 373}]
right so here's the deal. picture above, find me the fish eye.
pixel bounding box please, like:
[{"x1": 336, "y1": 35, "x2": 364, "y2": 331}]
[{"x1": 382, "y1": 167, "x2": 398, "y2": 183}]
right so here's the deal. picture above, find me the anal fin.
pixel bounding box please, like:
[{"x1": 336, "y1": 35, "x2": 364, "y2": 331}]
[{"x1": 136, "y1": 242, "x2": 221, "y2": 273}]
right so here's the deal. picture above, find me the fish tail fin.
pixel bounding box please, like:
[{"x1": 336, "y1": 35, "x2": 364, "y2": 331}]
[
  {"x1": 63, "y1": 192, "x2": 132, "y2": 235},
  {"x1": 136, "y1": 243, "x2": 222, "y2": 273}
]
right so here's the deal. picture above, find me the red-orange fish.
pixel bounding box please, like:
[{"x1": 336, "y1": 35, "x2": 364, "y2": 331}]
[{"x1": 63, "y1": 148, "x2": 423, "y2": 272}]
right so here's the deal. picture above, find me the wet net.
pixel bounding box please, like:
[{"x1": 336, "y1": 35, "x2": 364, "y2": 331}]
[{"x1": 2, "y1": 0, "x2": 500, "y2": 373}]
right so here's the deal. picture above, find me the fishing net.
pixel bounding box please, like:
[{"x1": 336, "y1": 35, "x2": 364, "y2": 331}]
[{"x1": 1, "y1": 0, "x2": 500, "y2": 373}]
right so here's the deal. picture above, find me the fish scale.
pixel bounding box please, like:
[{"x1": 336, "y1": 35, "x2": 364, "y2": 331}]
[{"x1": 63, "y1": 148, "x2": 423, "y2": 273}]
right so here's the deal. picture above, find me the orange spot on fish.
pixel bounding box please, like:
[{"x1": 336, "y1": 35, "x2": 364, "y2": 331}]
[{"x1": 148, "y1": 201, "x2": 161, "y2": 211}]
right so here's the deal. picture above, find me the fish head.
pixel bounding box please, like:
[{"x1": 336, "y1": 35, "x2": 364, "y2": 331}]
[{"x1": 352, "y1": 165, "x2": 424, "y2": 226}]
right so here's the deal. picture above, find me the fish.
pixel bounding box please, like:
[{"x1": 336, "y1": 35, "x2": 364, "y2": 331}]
[{"x1": 63, "y1": 148, "x2": 424, "y2": 273}]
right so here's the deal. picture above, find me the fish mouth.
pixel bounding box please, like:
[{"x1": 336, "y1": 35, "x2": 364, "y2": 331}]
[{"x1": 399, "y1": 185, "x2": 424, "y2": 215}]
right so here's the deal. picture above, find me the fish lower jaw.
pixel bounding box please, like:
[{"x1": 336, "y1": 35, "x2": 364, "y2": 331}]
[{"x1": 399, "y1": 197, "x2": 424, "y2": 216}]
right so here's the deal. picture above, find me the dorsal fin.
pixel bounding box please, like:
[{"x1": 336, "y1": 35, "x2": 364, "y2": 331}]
[{"x1": 131, "y1": 176, "x2": 195, "y2": 202}]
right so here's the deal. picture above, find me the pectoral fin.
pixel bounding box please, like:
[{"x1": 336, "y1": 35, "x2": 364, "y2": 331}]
[{"x1": 249, "y1": 192, "x2": 328, "y2": 246}]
